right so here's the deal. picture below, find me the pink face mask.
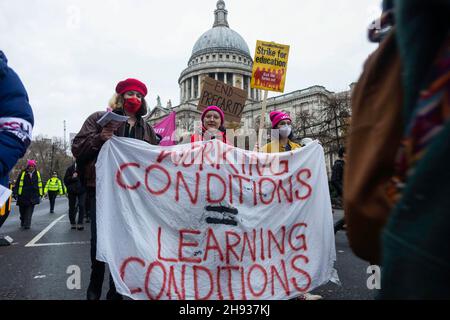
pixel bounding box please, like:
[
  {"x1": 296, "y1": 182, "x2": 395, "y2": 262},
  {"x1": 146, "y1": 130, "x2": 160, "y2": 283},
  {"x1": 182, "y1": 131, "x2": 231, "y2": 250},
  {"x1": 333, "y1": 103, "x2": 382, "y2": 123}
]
[{"x1": 124, "y1": 97, "x2": 142, "y2": 114}]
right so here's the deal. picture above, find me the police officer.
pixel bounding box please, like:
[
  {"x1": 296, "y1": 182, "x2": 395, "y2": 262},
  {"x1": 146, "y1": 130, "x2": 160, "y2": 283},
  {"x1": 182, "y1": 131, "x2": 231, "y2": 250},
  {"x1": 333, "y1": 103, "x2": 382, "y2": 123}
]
[{"x1": 44, "y1": 172, "x2": 63, "y2": 213}]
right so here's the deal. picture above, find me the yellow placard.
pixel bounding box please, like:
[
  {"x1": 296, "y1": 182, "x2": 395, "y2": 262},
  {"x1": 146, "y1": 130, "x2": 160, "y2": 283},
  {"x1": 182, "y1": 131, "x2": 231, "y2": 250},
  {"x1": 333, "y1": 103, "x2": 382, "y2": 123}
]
[{"x1": 251, "y1": 40, "x2": 290, "y2": 93}]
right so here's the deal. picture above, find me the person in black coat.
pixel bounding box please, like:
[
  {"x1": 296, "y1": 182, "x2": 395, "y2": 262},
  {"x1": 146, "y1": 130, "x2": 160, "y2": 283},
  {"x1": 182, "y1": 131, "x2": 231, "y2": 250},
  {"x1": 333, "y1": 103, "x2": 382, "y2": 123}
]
[
  {"x1": 331, "y1": 147, "x2": 346, "y2": 233},
  {"x1": 64, "y1": 159, "x2": 86, "y2": 231},
  {"x1": 13, "y1": 160, "x2": 43, "y2": 229}
]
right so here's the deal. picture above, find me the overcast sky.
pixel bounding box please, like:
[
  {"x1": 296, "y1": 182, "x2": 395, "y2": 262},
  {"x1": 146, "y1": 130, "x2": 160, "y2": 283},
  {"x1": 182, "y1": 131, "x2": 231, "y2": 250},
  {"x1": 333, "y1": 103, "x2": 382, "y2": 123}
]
[{"x1": 1, "y1": 0, "x2": 381, "y2": 139}]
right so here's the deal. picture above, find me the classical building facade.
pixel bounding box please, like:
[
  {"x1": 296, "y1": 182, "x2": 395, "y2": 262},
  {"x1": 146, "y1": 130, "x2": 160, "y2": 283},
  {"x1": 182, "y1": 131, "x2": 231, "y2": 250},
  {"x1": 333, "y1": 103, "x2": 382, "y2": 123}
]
[{"x1": 145, "y1": 0, "x2": 352, "y2": 175}]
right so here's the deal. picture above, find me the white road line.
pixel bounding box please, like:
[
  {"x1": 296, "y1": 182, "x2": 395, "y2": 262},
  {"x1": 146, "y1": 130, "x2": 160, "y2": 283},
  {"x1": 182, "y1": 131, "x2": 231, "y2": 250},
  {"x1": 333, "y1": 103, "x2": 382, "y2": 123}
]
[
  {"x1": 25, "y1": 214, "x2": 66, "y2": 247},
  {"x1": 28, "y1": 241, "x2": 89, "y2": 247}
]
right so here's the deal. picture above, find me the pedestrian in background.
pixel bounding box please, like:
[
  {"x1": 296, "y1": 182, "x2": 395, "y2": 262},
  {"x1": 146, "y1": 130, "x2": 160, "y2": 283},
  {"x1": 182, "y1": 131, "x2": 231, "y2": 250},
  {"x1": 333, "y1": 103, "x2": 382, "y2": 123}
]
[
  {"x1": 44, "y1": 171, "x2": 63, "y2": 213},
  {"x1": 64, "y1": 160, "x2": 86, "y2": 230},
  {"x1": 331, "y1": 146, "x2": 346, "y2": 233},
  {"x1": 13, "y1": 160, "x2": 43, "y2": 229},
  {"x1": 72, "y1": 78, "x2": 158, "y2": 300}
]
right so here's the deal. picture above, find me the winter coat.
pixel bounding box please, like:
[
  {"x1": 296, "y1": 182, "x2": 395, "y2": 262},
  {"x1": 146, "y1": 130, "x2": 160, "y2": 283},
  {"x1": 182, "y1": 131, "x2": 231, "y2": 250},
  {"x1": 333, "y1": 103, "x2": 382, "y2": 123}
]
[
  {"x1": 190, "y1": 130, "x2": 228, "y2": 144},
  {"x1": 71, "y1": 109, "x2": 158, "y2": 187},
  {"x1": 0, "y1": 51, "x2": 34, "y2": 187},
  {"x1": 331, "y1": 159, "x2": 344, "y2": 197},
  {"x1": 64, "y1": 163, "x2": 85, "y2": 195},
  {"x1": 344, "y1": 31, "x2": 403, "y2": 265},
  {"x1": 261, "y1": 140, "x2": 301, "y2": 153},
  {"x1": 14, "y1": 170, "x2": 43, "y2": 206}
]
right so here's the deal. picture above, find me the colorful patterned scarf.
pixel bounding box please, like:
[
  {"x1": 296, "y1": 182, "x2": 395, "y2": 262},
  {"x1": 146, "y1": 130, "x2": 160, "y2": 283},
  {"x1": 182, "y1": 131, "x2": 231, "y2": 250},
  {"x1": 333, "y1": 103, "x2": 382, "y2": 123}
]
[{"x1": 392, "y1": 35, "x2": 450, "y2": 200}]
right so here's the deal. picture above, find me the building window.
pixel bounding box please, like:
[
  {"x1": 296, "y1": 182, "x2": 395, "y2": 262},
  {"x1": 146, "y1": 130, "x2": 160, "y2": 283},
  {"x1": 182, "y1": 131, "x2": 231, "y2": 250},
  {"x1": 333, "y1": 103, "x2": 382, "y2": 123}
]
[
  {"x1": 219, "y1": 54, "x2": 223, "y2": 59},
  {"x1": 200, "y1": 57, "x2": 203, "y2": 61},
  {"x1": 233, "y1": 55, "x2": 236, "y2": 60},
  {"x1": 206, "y1": 55, "x2": 209, "y2": 60},
  {"x1": 212, "y1": 55, "x2": 216, "y2": 59},
  {"x1": 227, "y1": 73, "x2": 233, "y2": 84},
  {"x1": 226, "y1": 55, "x2": 230, "y2": 59},
  {"x1": 194, "y1": 75, "x2": 199, "y2": 98},
  {"x1": 218, "y1": 72, "x2": 224, "y2": 82},
  {"x1": 209, "y1": 73, "x2": 215, "y2": 79},
  {"x1": 239, "y1": 57, "x2": 242, "y2": 61}
]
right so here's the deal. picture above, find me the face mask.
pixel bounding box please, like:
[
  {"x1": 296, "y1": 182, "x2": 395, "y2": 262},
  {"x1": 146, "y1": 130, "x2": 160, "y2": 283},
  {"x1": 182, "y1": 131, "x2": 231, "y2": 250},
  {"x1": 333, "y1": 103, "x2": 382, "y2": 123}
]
[
  {"x1": 124, "y1": 97, "x2": 142, "y2": 114},
  {"x1": 279, "y1": 125, "x2": 292, "y2": 138}
]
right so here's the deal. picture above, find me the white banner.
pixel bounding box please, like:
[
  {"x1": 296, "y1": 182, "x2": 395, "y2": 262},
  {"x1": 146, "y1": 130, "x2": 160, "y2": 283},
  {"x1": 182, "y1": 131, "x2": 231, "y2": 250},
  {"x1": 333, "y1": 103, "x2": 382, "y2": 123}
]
[{"x1": 96, "y1": 136, "x2": 337, "y2": 300}]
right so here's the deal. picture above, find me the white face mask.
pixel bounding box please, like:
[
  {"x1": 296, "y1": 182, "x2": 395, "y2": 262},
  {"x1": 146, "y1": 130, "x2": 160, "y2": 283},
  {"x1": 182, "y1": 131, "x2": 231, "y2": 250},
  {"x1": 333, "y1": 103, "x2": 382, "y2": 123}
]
[{"x1": 279, "y1": 125, "x2": 292, "y2": 138}]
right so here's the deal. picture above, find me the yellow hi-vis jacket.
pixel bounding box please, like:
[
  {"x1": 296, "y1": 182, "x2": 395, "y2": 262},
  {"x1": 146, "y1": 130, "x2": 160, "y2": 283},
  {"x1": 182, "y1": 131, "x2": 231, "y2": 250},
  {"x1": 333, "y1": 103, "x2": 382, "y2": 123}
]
[
  {"x1": 18, "y1": 171, "x2": 43, "y2": 196},
  {"x1": 44, "y1": 177, "x2": 63, "y2": 195},
  {"x1": 0, "y1": 183, "x2": 13, "y2": 217}
]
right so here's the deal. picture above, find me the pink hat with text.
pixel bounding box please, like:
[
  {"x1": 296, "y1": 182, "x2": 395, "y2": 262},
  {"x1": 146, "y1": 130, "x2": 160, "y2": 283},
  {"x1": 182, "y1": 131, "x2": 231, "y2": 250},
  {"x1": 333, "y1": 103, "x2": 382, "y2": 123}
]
[{"x1": 270, "y1": 111, "x2": 291, "y2": 128}]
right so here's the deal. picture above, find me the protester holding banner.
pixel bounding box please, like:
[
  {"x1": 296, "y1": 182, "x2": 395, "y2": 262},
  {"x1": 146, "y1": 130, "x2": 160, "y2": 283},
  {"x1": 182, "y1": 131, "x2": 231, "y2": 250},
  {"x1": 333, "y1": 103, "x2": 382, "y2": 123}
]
[
  {"x1": 72, "y1": 78, "x2": 158, "y2": 300},
  {"x1": 261, "y1": 111, "x2": 301, "y2": 153},
  {"x1": 191, "y1": 105, "x2": 228, "y2": 143},
  {"x1": 260, "y1": 110, "x2": 324, "y2": 300},
  {"x1": 13, "y1": 160, "x2": 43, "y2": 230}
]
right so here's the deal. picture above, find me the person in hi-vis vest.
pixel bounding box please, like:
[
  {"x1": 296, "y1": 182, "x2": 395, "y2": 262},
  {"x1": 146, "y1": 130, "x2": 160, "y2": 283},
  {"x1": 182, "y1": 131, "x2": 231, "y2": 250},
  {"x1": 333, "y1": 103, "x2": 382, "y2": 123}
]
[
  {"x1": 13, "y1": 160, "x2": 43, "y2": 229},
  {"x1": 44, "y1": 171, "x2": 63, "y2": 213}
]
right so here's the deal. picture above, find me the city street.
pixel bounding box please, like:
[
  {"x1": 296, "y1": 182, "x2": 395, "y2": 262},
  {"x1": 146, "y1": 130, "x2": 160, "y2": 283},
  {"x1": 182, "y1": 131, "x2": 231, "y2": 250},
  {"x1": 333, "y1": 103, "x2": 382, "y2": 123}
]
[{"x1": 0, "y1": 198, "x2": 377, "y2": 300}]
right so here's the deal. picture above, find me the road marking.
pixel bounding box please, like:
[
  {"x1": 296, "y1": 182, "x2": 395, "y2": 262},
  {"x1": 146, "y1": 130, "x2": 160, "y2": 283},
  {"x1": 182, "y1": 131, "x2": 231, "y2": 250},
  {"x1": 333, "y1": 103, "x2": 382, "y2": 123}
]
[
  {"x1": 28, "y1": 241, "x2": 89, "y2": 247},
  {"x1": 25, "y1": 214, "x2": 66, "y2": 247}
]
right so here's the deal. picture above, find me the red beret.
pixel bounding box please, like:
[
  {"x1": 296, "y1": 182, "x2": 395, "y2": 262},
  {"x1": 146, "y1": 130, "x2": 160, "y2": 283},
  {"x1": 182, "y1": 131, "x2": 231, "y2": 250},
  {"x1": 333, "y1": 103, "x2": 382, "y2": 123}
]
[{"x1": 115, "y1": 78, "x2": 148, "y2": 97}]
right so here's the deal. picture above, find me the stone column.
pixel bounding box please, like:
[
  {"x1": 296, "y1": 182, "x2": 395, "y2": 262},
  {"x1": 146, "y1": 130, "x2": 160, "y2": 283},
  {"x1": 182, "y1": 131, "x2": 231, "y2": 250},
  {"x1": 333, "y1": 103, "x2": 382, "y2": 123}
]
[
  {"x1": 180, "y1": 84, "x2": 183, "y2": 103},
  {"x1": 191, "y1": 77, "x2": 195, "y2": 100}
]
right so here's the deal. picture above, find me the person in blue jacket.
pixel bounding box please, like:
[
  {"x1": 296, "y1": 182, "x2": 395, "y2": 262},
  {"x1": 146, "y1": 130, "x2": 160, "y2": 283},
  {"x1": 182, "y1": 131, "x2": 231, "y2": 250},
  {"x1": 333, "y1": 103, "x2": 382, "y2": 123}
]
[{"x1": 0, "y1": 50, "x2": 34, "y2": 229}]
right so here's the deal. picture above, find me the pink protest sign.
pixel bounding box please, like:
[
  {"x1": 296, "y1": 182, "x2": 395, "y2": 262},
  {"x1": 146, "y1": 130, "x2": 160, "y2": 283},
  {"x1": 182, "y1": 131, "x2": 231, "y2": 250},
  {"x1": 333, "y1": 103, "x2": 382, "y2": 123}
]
[{"x1": 154, "y1": 112, "x2": 176, "y2": 146}]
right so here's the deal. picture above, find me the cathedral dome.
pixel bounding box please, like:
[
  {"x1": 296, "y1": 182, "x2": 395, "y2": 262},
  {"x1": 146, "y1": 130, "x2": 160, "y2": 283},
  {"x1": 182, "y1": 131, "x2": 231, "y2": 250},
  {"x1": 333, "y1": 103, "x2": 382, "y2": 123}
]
[
  {"x1": 190, "y1": 0, "x2": 251, "y2": 60},
  {"x1": 191, "y1": 26, "x2": 251, "y2": 59}
]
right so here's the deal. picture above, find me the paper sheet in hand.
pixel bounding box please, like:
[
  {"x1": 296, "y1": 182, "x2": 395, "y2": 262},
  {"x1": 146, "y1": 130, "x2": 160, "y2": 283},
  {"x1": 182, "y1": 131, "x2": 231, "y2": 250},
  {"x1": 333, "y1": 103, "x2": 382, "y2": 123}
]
[
  {"x1": 0, "y1": 185, "x2": 12, "y2": 207},
  {"x1": 96, "y1": 112, "x2": 129, "y2": 127}
]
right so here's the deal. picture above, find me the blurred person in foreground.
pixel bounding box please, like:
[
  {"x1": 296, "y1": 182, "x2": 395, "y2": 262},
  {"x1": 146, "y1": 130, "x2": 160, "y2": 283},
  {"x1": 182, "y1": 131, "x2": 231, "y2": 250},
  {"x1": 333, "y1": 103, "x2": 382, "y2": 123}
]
[
  {"x1": 0, "y1": 50, "x2": 33, "y2": 229},
  {"x1": 345, "y1": 0, "x2": 450, "y2": 298}
]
